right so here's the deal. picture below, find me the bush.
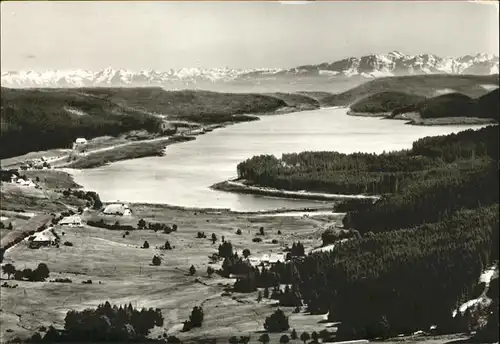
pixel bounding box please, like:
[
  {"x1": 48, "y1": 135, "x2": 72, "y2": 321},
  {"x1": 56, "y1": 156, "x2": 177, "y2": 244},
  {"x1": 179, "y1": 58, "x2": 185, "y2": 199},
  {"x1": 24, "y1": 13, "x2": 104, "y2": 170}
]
[
  {"x1": 14, "y1": 270, "x2": 24, "y2": 280},
  {"x1": 252, "y1": 237, "x2": 262, "y2": 243},
  {"x1": 290, "y1": 242, "x2": 305, "y2": 256},
  {"x1": 242, "y1": 248, "x2": 251, "y2": 258},
  {"x1": 300, "y1": 331, "x2": 310, "y2": 344},
  {"x1": 218, "y1": 241, "x2": 234, "y2": 258},
  {"x1": 63, "y1": 241, "x2": 73, "y2": 247},
  {"x1": 164, "y1": 240, "x2": 172, "y2": 250},
  {"x1": 182, "y1": 320, "x2": 192, "y2": 332},
  {"x1": 28, "y1": 332, "x2": 42, "y2": 342},
  {"x1": 291, "y1": 328, "x2": 297, "y2": 340},
  {"x1": 142, "y1": 241, "x2": 149, "y2": 249},
  {"x1": 258, "y1": 333, "x2": 270, "y2": 344},
  {"x1": 239, "y1": 335, "x2": 250, "y2": 344},
  {"x1": 189, "y1": 265, "x2": 196, "y2": 276},
  {"x1": 207, "y1": 266, "x2": 215, "y2": 276},
  {"x1": 236, "y1": 229, "x2": 242, "y2": 235},
  {"x1": 138, "y1": 219, "x2": 146, "y2": 229},
  {"x1": 264, "y1": 309, "x2": 289, "y2": 332},
  {"x1": 189, "y1": 306, "x2": 204, "y2": 327},
  {"x1": 82, "y1": 279, "x2": 92, "y2": 284},
  {"x1": 2, "y1": 263, "x2": 16, "y2": 279},
  {"x1": 32, "y1": 263, "x2": 50, "y2": 281},
  {"x1": 321, "y1": 228, "x2": 358, "y2": 246},
  {"x1": 167, "y1": 335, "x2": 181, "y2": 343},
  {"x1": 52, "y1": 278, "x2": 72, "y2": 283},
  {"x1": 152, "y1": 255, "x2": 161, "y2": 266},
  {"x1": 319, "y1": 329, "x2": 332, "y2": 341},
  {"x1": 279, "y1": 335, "x2": 290, "y2": 344},
  {"x1": 259, "y1": 227, "x2": 265, "y2": 236},
  {"x1": 271, "y1": 239, "x2": 278, "y2": 244}
]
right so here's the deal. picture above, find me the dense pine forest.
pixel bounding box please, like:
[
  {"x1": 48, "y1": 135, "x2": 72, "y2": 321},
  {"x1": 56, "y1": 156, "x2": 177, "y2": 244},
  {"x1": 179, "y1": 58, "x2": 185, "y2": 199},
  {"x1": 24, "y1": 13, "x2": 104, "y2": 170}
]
[
  {"x1": 390, "y1": 89, "x2": 500, "y2": 121},
  {"x1": 0, "y1": 88, "x2": 163, "y2": 159},
  {"x1": 235, "y1": 124, "x2": 499, "y2": 340},
  {"x1": 237, "y1": 125, "x2": 498, "y2": 196}
]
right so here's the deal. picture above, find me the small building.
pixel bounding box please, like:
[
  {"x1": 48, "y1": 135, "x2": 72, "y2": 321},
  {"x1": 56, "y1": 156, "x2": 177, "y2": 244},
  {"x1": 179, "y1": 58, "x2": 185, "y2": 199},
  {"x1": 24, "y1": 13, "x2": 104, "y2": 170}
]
[
  {"x1": 102, "y1": 203, "x2": 132, "y2": 216},
  {"x1": 161, "y1": 122, "x2": 176, "y2": 134},
  {"x1": 29, "y1": 231, "x2": 57, "y2": 249},
  {"x1": 229, "y1": 273, "x2": 248, "y2": 280},
  {"x1": 16, "y1": 178, "x2": 36, "y2": 187},
  {"x1": 73, "y1": 138, "x2": 88, "y2": 151},
  {"x1": 59, "y1": 215, "x2": 83, "y2": 227}
]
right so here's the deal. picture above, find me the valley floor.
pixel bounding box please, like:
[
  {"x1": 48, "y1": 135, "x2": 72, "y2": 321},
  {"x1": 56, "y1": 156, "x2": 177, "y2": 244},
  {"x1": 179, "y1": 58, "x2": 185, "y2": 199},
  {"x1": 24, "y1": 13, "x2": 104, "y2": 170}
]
[
  {"x1": 0, "y1": 169, "x2": 484, "y2": 344},
  {"x1": 0, "y1": 171, "x2": 342, "y2": 343}
]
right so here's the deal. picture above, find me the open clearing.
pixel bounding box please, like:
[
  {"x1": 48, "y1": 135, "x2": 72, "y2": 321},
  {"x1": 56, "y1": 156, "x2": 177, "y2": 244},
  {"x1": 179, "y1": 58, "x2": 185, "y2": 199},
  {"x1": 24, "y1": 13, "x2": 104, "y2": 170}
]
[{"x1": 1, "y1": 202, "x2": 342, "y2": 343}]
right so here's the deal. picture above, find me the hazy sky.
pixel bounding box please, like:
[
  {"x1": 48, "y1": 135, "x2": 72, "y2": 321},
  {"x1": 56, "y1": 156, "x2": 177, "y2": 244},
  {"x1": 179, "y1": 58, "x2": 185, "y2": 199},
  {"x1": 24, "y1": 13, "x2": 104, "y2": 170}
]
[{"x1": 1, "y1": 1, "x2": 499, "y2": 71}]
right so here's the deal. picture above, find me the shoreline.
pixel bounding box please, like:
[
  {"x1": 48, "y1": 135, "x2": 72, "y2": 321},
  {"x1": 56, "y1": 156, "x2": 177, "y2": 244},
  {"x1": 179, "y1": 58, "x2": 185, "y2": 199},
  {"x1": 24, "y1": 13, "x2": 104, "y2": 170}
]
[
  {"x1": 45, "y1": 105, "x2": 314, "y2": 170},
  {"x1": 346, "y1": 109, "x2": 497, "y2": 126},
  {"x1": 211, "y1": 178, "x2": 380, "y2": 202},
  {"x1": 130, "y1": 201, "x2": 339, "y2": 216}
]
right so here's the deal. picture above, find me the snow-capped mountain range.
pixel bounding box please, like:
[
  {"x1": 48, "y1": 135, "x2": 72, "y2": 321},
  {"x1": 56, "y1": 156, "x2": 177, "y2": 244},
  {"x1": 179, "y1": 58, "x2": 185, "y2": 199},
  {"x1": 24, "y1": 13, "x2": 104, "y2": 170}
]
[{"x1": 2, "y1": 52, "x2": 498, "y2": 88}]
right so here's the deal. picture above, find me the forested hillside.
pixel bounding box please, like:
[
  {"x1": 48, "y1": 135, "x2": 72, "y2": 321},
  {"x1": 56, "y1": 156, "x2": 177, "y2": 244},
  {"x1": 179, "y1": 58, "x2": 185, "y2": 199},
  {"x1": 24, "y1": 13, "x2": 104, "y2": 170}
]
[
  {"x1": 296, "y1": 205, "x2": 498, "y2": 339},
  {"x1": 349, "y1": 91, "x2": 426, "y2": 113},
  {"x1": 0, "y1": 87, "x2": 309, "y2": 159},
  {"x1": 235, "y1": 125, "x2": 499, "y2": 340},
  {"x1": 322, "y1": 74, "x2": 498, "y2": 107},
  {"x1": 75, "y1": 87, "x2": 288, "y2": 121},
  {"x1": 390, "y1": 88, "x2": 499, "y2": 121},
  {"x1": 237, "y1": 125, "x2": 498, "y2": 195},
  {"x1": 0, "y1": 88, "x2": 163, "y2": 159}
]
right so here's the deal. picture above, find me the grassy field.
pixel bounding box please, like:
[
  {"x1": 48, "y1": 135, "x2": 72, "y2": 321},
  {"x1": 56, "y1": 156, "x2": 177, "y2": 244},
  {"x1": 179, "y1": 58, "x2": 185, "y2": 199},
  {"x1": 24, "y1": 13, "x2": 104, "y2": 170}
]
[
  {"x1": 0, "y1": 200, "x2": 341, "y2": 343},
  {"x1": 62, "y1": 135, "x2": 195, "y2": 169},
  {"x1": 24, "y1": 170, "x2": 81, "y2": 190},
  {"x1": 0, "y1": 182, "x2": 85, "y2": 213}
]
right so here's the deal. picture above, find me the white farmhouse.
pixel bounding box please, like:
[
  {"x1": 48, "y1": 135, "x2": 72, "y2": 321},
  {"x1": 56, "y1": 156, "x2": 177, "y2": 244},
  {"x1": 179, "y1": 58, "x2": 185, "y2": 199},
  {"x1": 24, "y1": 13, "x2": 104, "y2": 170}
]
[
  {"x1": 72, "y1": 138, "x2": 88, "y2": 151},
  {"x1": 102, "y1": 203, "x2": 132, "y2": 216},
  {"x1": 59, "y1": 215, "x2": 83, "y2": 227}
]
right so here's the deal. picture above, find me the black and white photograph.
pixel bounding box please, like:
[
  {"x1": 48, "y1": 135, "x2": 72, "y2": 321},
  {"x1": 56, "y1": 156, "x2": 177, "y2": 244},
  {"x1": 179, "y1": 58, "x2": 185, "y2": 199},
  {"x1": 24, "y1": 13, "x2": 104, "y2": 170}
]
[{"x1": 0, "y1": 1, "x2": 499, "y2": 343}]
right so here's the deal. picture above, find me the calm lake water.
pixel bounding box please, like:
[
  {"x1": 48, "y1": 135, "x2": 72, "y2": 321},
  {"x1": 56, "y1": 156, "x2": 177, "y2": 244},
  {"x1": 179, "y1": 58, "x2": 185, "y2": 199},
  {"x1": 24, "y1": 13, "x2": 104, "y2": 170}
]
[{"x1": 70, "y1": 108, "x2": 487, "y2": 211}]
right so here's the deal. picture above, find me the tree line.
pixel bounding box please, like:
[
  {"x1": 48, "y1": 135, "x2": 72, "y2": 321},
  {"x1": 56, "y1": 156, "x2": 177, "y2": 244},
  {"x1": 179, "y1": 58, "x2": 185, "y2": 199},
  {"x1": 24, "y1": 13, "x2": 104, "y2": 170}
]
[{"x1": 234, "y1": 125, "x2": 499, "y2": 340}]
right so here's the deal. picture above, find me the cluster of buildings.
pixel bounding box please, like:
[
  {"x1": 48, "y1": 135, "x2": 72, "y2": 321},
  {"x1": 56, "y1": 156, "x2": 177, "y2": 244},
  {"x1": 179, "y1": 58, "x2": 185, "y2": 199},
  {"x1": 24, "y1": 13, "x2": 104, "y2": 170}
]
[
  {"x1": 19, "y1": 157, "x2": 51, "y2": 171},
  {"x1": 9, "y1": 174, "x2": 37, "y2": 188}
]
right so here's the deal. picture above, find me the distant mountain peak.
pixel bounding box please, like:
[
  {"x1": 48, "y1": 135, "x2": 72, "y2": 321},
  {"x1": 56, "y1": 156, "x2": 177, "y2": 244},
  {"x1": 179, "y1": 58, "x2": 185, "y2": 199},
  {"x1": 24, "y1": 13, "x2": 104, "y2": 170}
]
[{"x1": 2, "y1": 52, "x2": 498, "y2": 89}]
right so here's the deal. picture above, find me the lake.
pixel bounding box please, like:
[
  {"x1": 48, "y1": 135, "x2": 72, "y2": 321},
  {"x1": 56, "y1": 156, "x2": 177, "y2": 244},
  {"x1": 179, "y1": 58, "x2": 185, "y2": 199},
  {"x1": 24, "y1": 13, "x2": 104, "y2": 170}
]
[{"x1": 70, "y1": 107, "x2": 487, "y2": 211}]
